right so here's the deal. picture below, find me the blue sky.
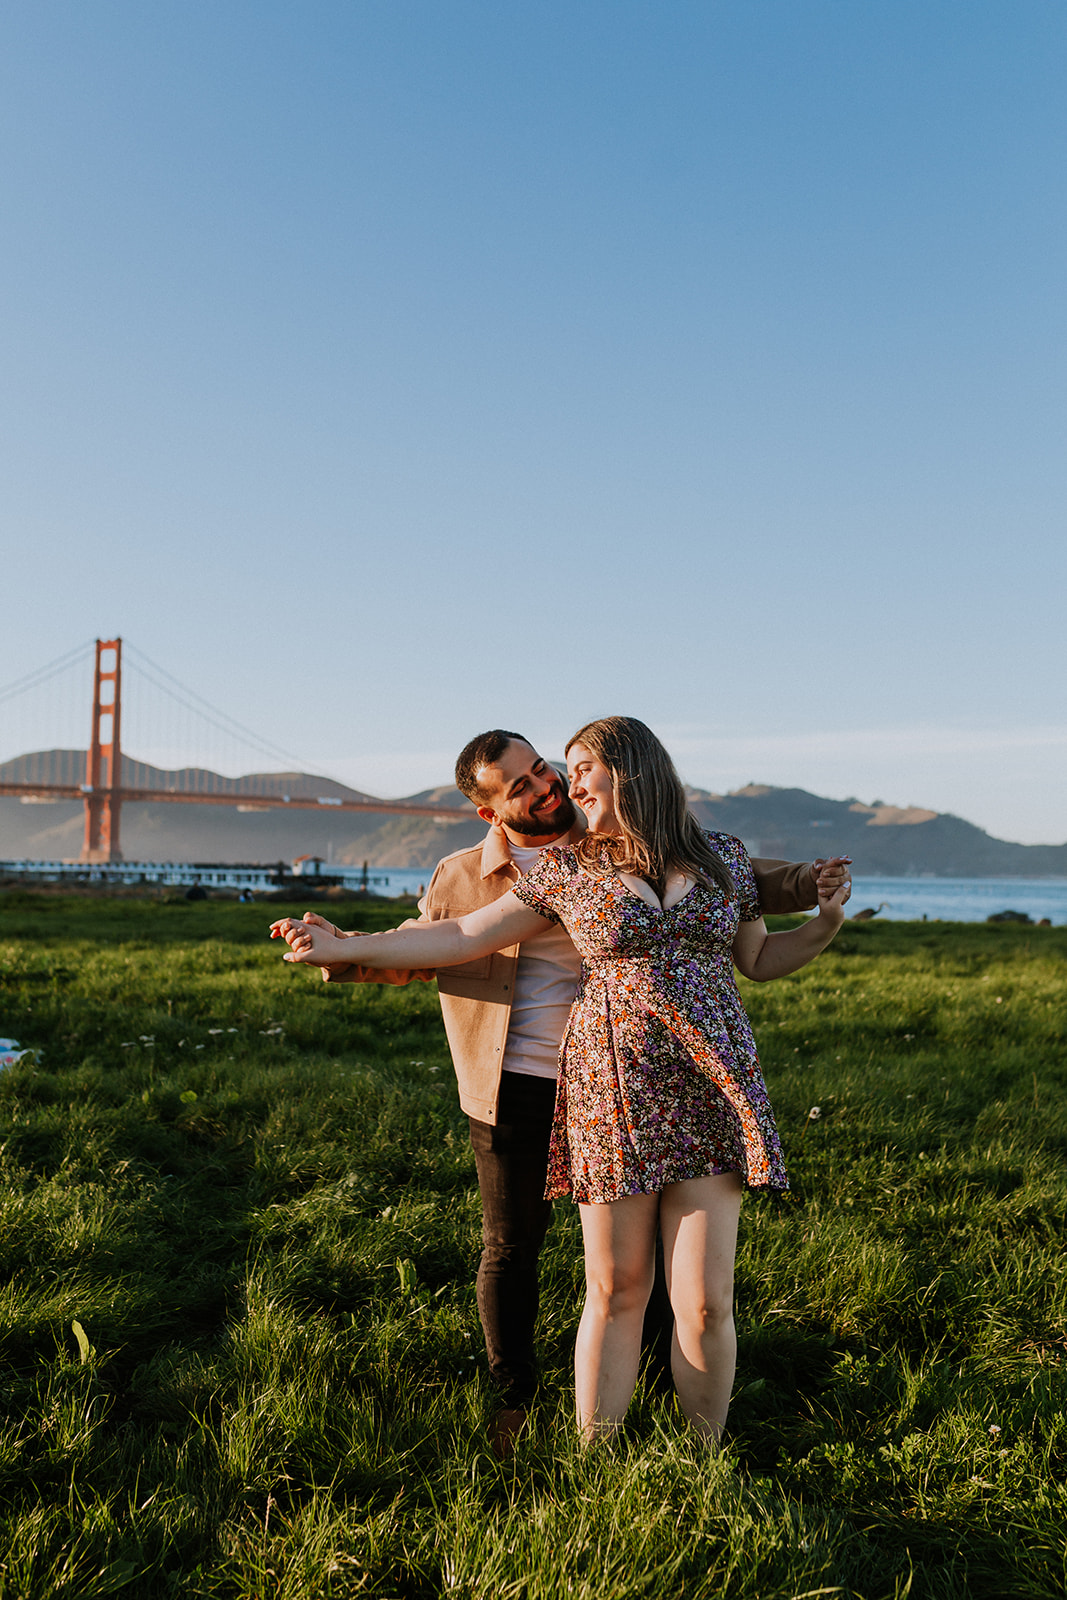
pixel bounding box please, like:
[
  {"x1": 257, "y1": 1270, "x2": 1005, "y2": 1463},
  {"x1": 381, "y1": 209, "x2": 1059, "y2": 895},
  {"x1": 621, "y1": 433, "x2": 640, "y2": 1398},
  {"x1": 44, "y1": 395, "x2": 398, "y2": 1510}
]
[{"x1": 2, "y1": 2, "x2": 1065, "y2": 843}]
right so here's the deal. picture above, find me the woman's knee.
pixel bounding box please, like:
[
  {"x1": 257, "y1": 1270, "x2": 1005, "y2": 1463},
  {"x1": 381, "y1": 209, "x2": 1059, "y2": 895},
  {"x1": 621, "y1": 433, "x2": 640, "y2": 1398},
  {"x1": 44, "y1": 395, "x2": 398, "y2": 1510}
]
[
  {"x1": 673, "y1": 1279, "x2": 734, "y2": 1340},
  {"x1": 585, "y1": 1259, "x2": 652, "y2": 1318}
]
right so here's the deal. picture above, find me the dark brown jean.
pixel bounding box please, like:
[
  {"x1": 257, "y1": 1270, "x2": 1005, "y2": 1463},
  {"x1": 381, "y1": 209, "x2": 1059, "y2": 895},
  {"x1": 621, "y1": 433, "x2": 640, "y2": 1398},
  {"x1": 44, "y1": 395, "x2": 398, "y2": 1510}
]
[
  {"x1": 468, "y1": 1071, "x2": 556, "y2": 1408},
  {"x1": 467, "y1": 1070, "x2": 674, "y2": 1408}
]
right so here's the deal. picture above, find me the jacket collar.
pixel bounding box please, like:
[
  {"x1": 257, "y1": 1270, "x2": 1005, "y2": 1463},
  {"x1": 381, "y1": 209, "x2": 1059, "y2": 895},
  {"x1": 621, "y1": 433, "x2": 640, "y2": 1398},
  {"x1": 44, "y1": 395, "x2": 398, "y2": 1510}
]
[{"x1": 479, "y1": 821, "x2": 583, "y2": 880}]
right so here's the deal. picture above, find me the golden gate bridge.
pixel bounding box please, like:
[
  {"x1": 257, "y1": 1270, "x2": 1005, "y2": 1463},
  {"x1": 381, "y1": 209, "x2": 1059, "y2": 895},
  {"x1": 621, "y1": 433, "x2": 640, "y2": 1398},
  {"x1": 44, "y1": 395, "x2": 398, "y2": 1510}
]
[{"x1": 0, "y1": 638, "x2": 469, "y2": 863}]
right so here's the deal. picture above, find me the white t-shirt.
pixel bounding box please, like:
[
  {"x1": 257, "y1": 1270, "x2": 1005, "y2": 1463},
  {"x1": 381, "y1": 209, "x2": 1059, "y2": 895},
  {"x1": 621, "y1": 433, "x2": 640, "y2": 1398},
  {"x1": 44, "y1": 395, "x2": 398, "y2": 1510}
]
[{"x1": 502, "y1": 839, "x2": 582, "y2": 1081}]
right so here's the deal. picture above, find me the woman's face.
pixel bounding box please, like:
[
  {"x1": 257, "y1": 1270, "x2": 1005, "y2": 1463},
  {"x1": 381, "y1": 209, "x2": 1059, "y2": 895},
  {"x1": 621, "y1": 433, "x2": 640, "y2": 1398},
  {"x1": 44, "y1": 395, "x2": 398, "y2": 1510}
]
[{"x1": 567, "y1": 742, "x2": 620, "y2": 835}]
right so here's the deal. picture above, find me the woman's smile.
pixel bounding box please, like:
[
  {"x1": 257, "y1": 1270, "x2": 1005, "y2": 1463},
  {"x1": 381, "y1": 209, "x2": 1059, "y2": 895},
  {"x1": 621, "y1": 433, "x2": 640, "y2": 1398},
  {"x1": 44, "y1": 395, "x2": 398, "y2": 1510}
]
[{"x1": 567, "y1": 742, "x2": 620, "y2": 835}]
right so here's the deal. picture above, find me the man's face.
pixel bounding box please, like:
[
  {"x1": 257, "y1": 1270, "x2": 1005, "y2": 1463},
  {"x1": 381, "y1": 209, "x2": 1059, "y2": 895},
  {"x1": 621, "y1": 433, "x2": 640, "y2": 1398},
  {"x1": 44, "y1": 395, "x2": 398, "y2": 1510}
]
[{"x1": 474, "y1": 740, "x2": 577, "y2": 839}]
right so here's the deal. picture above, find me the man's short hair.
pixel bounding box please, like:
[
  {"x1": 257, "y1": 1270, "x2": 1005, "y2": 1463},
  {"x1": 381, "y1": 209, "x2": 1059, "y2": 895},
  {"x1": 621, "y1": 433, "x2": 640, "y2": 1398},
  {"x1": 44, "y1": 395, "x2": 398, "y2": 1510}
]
[{"x1": 455, "y1": 729, "x2": 528, "y2": 803}]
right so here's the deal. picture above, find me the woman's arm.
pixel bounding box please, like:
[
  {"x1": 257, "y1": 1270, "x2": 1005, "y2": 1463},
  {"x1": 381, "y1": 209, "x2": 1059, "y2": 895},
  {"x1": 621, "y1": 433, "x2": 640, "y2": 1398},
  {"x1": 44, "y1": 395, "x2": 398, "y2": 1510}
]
[
  {"x1": 270, "y1": 891, "x2": 547, "y2": 970},
  {"x1": 731, "y1": 882, "x2": 848, "y2": 982},
  {"x1": 268, "y1": 910, "x2": 435, "y2": 984}
]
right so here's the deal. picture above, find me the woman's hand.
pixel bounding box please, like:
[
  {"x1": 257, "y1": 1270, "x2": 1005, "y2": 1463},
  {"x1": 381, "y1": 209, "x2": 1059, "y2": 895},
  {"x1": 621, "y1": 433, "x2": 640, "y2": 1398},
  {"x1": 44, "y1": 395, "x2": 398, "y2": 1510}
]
[
  {"x1": 815, "y1": 878, "x2": 850, "y2": 931},
  {"x1": 270, "y1": 915, "x2": 349, "y2": 966}
]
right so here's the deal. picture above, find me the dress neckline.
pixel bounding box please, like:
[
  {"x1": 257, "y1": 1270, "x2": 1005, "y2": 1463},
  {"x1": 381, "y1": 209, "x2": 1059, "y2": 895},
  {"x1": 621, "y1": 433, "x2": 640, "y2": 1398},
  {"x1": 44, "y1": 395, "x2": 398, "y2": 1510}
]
[{"x1": 613, "y1": 873, "x2": 701, "y2": 913}]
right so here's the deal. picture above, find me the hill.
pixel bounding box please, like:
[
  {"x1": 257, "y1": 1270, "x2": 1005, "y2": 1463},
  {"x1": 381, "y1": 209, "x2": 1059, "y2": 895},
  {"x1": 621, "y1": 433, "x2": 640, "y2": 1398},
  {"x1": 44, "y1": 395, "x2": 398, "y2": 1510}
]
[
  {"x1": 2, "y1": 752, "x2": 1064, "y2": 875},
  {"x1": 684, "y1": 785, "x2": 1067, "y2": 877},
  {"x1": 0, "y1": 752, "x2": 482, "y2": 868}
]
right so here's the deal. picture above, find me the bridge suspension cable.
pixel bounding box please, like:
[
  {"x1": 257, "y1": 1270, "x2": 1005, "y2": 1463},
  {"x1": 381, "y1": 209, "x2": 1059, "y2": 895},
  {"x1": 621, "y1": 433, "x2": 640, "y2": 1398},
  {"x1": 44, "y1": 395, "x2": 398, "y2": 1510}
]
[
  {"x1": 0, "y1": 640, "x2": 96, "y2": 709},
  {"x1": 0, "y1": 641, "x2": 98, "y2": 770},
  {"x1": 122, "y1": 643, "x2": 312, "y2": 774}
]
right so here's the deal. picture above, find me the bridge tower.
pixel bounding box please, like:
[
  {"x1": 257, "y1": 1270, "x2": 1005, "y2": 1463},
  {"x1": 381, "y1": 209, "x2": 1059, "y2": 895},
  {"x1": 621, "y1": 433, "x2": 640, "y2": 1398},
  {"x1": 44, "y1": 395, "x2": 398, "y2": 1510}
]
[{"x1": 81, "y1": 638, "x2": 123, "y2": 863}]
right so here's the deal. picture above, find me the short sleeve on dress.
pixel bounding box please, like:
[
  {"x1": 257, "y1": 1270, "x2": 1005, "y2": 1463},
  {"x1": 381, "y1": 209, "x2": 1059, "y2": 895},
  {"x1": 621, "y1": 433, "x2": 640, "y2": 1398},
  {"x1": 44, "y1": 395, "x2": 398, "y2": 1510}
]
[
  {"x1": 509, "y1": 846, "x2": 569, "y2": 924},
  {"x1": 707, "y1": 832, "x2": 761, "y2": 922}
]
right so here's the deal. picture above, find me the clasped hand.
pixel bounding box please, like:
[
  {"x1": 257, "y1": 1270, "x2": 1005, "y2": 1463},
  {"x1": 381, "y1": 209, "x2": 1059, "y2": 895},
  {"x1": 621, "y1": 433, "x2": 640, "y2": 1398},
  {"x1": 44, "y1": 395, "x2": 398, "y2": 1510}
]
[
  {"x1": 813, "y1": 856, "x2": 852, "y2": 909},
  {"x1": 269, "y1": 912, "x2": 347, "y2": 966}
]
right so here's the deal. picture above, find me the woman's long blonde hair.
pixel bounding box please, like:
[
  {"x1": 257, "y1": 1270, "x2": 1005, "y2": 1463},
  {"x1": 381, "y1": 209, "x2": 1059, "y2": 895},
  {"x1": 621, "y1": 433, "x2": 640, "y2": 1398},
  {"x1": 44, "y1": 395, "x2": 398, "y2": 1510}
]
[{"x1": 566, "y1": 716, "x2": 735, "y2": 900}]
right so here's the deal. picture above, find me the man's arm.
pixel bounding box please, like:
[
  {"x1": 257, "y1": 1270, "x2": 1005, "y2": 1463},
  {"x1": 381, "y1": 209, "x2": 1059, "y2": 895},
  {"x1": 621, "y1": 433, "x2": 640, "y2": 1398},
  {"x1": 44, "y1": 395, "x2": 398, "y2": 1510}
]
[{"x1": 751, "y1": 856, "x2": 852, "y2": 915}]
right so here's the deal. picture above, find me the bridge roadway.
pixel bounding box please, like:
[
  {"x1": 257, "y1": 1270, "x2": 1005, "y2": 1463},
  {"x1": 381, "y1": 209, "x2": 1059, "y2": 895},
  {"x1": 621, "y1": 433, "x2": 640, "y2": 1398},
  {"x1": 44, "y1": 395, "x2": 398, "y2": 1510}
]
[{"x1": 0, "y1": 782, "x2": 471, "y2": 820}]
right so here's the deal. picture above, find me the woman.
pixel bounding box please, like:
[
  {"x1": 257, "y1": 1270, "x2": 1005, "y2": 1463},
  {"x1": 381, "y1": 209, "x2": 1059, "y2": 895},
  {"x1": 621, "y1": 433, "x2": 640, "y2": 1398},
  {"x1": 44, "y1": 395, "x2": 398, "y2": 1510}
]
[{"x1": 274, "y1": 717, "x2": 846, "y2": 1442}]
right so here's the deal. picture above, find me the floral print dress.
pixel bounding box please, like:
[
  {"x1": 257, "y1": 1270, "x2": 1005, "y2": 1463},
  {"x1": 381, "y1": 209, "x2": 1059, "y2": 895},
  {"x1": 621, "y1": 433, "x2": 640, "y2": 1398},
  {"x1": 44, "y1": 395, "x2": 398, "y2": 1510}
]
[{"x1": 510, "y1": 832, "x2": 788, "y2": 1204}]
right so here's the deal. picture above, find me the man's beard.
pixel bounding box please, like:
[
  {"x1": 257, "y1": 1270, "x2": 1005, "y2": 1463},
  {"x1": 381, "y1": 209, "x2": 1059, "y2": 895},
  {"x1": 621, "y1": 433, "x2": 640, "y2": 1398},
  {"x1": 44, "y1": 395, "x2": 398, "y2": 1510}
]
[{"x1": 504, "y1": 787, "x2": 576, "y2": 837}]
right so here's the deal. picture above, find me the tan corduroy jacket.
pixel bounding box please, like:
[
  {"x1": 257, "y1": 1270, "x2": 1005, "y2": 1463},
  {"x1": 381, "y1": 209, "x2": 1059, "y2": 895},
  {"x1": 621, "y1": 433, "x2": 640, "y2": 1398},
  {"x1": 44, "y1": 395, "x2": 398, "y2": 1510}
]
[{"x1": 323, "y1": 826, "x2": 818, "y2": 1125}]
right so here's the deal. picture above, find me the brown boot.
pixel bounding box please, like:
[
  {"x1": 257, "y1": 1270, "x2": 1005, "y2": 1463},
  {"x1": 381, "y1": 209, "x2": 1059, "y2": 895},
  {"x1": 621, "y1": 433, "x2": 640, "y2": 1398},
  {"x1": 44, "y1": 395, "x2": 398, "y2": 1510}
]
[{"x1": 489, "y1": 1406, "x2": 528, "y2": 1460}]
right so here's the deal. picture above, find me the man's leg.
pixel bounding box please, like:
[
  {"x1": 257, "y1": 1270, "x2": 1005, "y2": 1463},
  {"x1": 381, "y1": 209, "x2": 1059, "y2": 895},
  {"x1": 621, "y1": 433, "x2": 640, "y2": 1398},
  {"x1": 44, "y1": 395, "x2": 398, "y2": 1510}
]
[
  {"x1": 467, "y1": 1072, "x2": 556, "y2": 1409},
  {"x1": 640, "y1": 1233, "x2": 675, "y2": 1395}
]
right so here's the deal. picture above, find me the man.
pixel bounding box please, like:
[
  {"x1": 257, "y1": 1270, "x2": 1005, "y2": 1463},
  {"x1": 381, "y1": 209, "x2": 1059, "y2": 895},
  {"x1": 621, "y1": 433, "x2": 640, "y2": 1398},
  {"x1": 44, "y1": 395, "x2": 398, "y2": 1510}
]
[{"x1": 314, "y1": 731, "x2": 851, "y2": 1449}]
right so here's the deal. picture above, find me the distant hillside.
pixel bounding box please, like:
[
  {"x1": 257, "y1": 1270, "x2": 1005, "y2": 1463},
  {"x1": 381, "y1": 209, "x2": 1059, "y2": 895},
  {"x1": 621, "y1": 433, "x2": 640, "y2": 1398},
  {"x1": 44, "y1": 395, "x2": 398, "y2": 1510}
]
[
  {"x1": 0, "y1": 751, "x2": 482, "y2": 867},
  {"x1": 2, "y1": 753, "x2": 1064, "y2": 876},
  {"x1": 0, "y1": 750, "x2": 381, "y2": 802},
  {"x1": 684, "y1": 785, "x2": 1067, "y2": 878}
]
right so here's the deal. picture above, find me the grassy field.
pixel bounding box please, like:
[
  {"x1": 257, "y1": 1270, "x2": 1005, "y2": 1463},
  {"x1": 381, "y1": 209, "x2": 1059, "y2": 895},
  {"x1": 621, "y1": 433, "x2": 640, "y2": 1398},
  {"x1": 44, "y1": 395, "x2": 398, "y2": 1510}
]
[{"x1": 0, "y1": 892, "x2": 1065, "y2": 1599}]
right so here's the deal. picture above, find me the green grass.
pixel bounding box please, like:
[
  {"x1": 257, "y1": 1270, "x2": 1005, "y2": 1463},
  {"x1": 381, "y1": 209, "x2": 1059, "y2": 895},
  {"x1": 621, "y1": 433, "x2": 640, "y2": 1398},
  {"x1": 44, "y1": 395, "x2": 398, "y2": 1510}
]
[{"x1": 0, "y1": 895, "x2": 1065, "y2": 1598}]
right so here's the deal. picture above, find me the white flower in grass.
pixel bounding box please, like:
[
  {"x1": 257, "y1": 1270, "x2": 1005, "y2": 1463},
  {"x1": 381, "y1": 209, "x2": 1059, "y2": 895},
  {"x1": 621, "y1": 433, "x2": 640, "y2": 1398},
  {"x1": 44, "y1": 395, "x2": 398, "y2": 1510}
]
[
  {"x1": 207, "y1": 1028, "x2": 224, "y2": 1035},
  {"x1": 807, "y1": 1106, "x2": 822, "y2": 1121},
  {"x1": 989, "y1": 1424, "x2": 1001, "y2": 1436}
]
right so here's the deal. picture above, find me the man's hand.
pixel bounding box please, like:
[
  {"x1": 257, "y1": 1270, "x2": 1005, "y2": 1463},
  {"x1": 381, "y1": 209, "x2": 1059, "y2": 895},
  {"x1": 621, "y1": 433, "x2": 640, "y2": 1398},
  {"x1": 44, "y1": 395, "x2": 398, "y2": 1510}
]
[
  {"x1": 268, "y1": 914, "x2": 316, "y2": 951},
  {"x1": 811, "y1": 857, "x2": 852, "y2": 905},
  {"x1": 269, "y1": 910, "x2": 346, "y2": 942},
  {"x1": 269, "y1": 915, "x2": 346, "y2": 967},
  {"x1": 270, "y1": 909, "x2": 363, "y2": 948}
]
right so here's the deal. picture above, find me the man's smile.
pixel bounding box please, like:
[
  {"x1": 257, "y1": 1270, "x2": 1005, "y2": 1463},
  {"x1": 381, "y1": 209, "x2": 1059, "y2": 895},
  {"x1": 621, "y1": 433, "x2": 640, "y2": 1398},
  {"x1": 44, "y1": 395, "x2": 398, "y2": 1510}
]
[
  {"x1": 474, "y1": 741, "x2": 577, "y2": 838},
  {"x1": 501, "y1": 774, "x2": 576, "y2": 837}
]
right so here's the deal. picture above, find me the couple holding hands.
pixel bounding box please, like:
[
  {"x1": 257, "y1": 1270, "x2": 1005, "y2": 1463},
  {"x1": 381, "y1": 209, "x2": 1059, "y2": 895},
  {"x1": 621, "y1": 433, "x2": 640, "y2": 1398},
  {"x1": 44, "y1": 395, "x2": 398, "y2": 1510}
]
[{"x1": 273, "y1": 716, "x2": 850, "y2": 1449}]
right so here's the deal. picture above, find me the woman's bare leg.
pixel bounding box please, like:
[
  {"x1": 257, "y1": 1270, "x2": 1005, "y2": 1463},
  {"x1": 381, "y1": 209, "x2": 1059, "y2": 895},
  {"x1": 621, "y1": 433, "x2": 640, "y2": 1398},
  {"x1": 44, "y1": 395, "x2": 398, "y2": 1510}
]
[
  {"x1": 575, "y1": 1192, "x2": 659, "y2": 1440},
  {"x1": 660, "y1": 1171, "x2": 744, "y2": 1442}
]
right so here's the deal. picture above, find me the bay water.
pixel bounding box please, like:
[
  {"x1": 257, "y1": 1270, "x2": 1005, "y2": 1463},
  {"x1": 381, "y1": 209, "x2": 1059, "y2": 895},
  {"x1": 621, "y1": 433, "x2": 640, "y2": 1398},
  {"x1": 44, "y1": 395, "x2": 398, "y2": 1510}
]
[{"x1": 346, "y1": 865, "x2": 1067, "y2": 925}]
